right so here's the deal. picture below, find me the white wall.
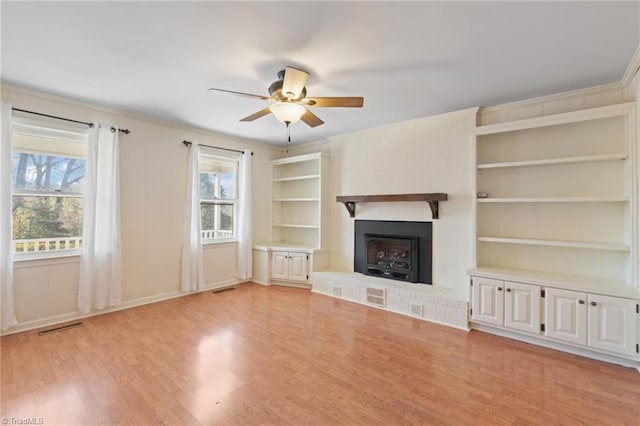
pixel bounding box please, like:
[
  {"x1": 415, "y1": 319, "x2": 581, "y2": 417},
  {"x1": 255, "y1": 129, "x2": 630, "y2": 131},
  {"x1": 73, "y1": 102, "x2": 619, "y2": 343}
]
[
  {"x1": 286, "y1": 81, "x2": 632, "y2": 295},
  {"x1": 2, "y1": 84, "x2": 281, "y2": 332},
  {"x1": 290, "y1": 108, "x2": 478, "y2": 293}
]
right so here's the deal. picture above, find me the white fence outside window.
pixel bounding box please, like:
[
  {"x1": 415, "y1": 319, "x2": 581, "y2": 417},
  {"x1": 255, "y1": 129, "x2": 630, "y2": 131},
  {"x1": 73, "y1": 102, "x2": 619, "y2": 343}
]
[{"x1": 12, "y1": 229, "x2": 231, "y2": 254}]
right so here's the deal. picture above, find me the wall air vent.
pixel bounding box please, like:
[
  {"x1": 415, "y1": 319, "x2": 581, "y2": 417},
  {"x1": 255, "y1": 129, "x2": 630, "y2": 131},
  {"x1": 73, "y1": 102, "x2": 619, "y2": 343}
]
[
  {"x1": 410, "y1": 303, "x2": 423, "y2": 317},
  {"x1": 366, "y1": 287, "x2": 386, "y2": 307}
]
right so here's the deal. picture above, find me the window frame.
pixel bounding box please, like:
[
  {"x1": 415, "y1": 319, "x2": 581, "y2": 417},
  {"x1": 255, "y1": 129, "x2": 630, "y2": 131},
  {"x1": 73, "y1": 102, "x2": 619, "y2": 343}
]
[
  {"x1": 198, "y1": 150, "x2": 239, "y2": 245},
  {"x1": 10, "y1": 118, "x2": 88, "y2": 261}
]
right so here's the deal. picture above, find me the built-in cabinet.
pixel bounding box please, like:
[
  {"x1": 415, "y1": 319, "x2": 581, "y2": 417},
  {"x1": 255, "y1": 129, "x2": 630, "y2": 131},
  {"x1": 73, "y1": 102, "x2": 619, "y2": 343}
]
[
  {"x1": 545, "y1": 288, "x2": 637, "y2": 357},
  {"x1": 271, "y1": 251, "x2": 309, "y2": 282},
  {"x1": 469, "y1": 102, "x2": 640, "y2": 368},
  {"x1": 253, "y1": 153, "x2": 329, "y2": 286},
  {"x1": 471, "y1": 277, "x2": 540, "y2": 334},
  {"x1": 471, "y1": 276, "x2": 639, "y2": 360}
]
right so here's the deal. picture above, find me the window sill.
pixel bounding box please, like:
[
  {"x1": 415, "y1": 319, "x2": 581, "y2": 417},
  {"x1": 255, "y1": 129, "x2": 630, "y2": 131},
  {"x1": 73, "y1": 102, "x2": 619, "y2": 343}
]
[
  {"x1": 203, "y1": 238, "x2": 237, "y2": 246},
  {"x1": 13, "y1": 250, "x2": 81, "y2": 268}
]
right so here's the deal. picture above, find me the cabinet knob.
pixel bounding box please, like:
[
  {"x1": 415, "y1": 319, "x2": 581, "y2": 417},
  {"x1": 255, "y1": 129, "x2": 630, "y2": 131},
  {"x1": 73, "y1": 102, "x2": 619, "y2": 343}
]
[
  {"x1": 497, "y1": 287, "x2": 502, "y2": 291},
  {"x1": 506, "y1": 288, "x2": 511, "y2": 292},
  {"x1": 590, "y1": 301, "x2": 597, "y2": 307},
  {"x1": 578, "y1": 300, "x2": 585, "y2": 304}
]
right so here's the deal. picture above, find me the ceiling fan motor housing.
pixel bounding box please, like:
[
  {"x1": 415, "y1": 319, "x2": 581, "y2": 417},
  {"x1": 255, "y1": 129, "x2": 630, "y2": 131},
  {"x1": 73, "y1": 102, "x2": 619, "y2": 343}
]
[{"x1": 269, "y1": 71, "x2": 307, "y2": 101}]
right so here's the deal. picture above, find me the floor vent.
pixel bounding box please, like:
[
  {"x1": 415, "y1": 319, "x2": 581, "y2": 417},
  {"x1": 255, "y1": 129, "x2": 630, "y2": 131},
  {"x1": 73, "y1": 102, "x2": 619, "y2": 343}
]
[
  {"x1": 38, "y1": 322, "x2": 83, "y2": 336},
  {"x1": 410, "y1": 303, "x2": 423, "y2": 317},
  {"x1": 366, "y1": 288, "x2": 386, "y2": 307},
  {"x1": 212, "y1": 287, "x2": 236, "y2": 294},
  {"x1": 332, "y1": 286, "x2": 342, "y2": 297}
]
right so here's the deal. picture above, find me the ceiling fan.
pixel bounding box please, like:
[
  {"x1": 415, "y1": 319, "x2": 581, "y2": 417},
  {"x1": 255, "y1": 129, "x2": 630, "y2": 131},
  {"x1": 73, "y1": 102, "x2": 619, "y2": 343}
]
[{"x1": 208, "y1": 66, "x2": 364, "y2": 128}]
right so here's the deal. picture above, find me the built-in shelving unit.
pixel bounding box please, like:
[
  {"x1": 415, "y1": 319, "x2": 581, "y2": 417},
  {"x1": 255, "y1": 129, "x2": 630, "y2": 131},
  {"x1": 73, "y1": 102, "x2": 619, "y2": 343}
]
[
  {"x1": 270, "y1": 153, "x2": 327, "y2": 248},
  {"x1": 252, "y1": 152, "x2": 330, "y2": 287},
  {"x1": 473, "y1": 102, "x2": 637, "y2": 295},
  {"x1": 469, "y1": 102, "x2": 639, "y2": 368}
]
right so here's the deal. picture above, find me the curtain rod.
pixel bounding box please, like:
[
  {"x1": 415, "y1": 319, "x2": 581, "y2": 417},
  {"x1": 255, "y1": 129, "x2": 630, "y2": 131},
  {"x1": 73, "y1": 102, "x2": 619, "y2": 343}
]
[
  {"x1": 182, "y1": 140, "x2": 253, "y2": 155},
  {"x1": 11, "y1": 107, "x2": 131, "y2": 135}
]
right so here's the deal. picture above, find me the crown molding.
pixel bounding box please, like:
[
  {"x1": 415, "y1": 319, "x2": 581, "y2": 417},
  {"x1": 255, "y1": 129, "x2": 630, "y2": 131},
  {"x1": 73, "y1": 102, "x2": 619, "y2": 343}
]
[
  {"x1": 622, "y1": 45, "x2": 640, "y2": 87},
  {"x1": 479, "y1": 82, "x2": 623, "y2": 114},
  {"x1": 1, "y1": 82, "x2": 281, "y2": 154}
]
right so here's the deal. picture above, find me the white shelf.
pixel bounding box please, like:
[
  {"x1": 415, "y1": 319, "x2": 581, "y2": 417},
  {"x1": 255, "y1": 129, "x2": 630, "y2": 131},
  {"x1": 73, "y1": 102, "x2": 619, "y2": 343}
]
[
  {"x1": 468, "y1": 267, "x2": 639, "y2": 299},
  {"x1": 478, "y1": 236, "x2": 629, "y2": 252},
  {"x1": 253, "y1": 242, "x2": 320, "y2": 253},
  {"x1": 477, "y1": 197, "x2": 629, "y2": 203},
  {"x1": 477, "y1": 153, "x2": 628, "y2": 170},
  {"x1": 476, "y1": 102, "x2": 635, "y2": 135},
  {"x1": 272, "y1": 174, "x2": 319, "y2": 182},
  {"x1": 272, "y1": 223, "x2": 319, "y2": 229},
  {"x1": 272, "y1": 198, "x2": 319, "y2": 202}
]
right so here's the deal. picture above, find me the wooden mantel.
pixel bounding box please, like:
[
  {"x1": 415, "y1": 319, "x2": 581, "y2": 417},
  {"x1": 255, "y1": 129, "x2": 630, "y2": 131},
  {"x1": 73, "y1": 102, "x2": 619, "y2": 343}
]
[{"x1": 336, "y1": 193, "x2": 448, "y2": 219}]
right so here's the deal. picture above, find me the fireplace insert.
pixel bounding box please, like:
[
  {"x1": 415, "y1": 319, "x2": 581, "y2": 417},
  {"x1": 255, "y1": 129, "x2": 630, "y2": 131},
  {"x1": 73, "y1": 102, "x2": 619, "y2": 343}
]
[
  {"x1": 354, "y1": 220, "x2": 432, "y2": 284},
  {"x1": 365, "y1": 234, "x2": 419, "y2": 282}
]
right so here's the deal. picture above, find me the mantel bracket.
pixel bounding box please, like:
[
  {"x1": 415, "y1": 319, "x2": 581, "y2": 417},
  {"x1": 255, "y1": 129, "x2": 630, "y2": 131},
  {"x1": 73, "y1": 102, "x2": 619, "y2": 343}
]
[
  {"x1": 341, "y1": 201, "x2": 356, "y2": 218},
  {"x1": 428, "y1": 201, "x2": 439, "y2": 219}
]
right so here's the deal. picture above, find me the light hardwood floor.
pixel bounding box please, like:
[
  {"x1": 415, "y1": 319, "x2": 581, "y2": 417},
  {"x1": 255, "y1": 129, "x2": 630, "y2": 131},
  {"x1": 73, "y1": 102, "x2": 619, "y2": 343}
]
[{"x1": 2, "y1": 283, "x2": 639, "y2": 425}]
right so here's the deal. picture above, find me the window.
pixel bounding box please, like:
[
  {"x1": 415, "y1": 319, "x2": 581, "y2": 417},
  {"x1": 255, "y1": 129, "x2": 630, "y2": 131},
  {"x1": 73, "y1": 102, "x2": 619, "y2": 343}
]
[
  {"x1": 10, "y1": 119, "x2": 88, "y2": 257},
  {"x1": 199, "y1": 151, "x2": 238, "y2": 242}
]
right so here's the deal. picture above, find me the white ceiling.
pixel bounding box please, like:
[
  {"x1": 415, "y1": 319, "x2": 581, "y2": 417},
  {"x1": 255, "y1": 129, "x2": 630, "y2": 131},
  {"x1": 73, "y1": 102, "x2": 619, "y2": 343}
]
[{"x1": 2, "y1": 2, "x2": 638, "y2": 146}]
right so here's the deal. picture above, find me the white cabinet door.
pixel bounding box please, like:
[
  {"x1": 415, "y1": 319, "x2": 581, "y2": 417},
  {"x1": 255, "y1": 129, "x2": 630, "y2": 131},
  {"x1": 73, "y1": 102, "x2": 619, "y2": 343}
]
[
  {"x1": 472, "y1": 277, "x2": 504, "y2": 326},
  {"x1": 504, "y1": 281, "x2": 541, "y2": 334},
  {"x1": 288, "y1": 253, "x2": 308, "y2": 281},
  {"x1": 271, "y1": 251, "x2": 289, "y2": 280},
  {"x1": 545, "y1": 288, "x2": 587, "y2": 345},
  {"x1": 587, "y1": 294, "x2": 637, "y2": 357}
]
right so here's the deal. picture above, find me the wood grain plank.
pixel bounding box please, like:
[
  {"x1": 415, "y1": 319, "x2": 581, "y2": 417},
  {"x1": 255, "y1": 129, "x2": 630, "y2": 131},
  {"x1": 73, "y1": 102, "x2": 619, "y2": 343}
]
[{"x1": 2, "y1": 284, "x2": 639, "y2": 425}]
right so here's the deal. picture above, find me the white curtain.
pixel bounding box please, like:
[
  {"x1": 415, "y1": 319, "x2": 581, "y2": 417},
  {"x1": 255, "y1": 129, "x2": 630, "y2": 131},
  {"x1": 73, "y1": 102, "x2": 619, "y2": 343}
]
[
  {"x1": 236, "y1": 150, "x2": 252, "y2": 280},
  {"x1": 181, "y1": 142, "x2": 204, "y2": 291},
  {"x1": 1, "y1": 103, "x2": 17, "y2": 330},
  {"x1": 77, "y1": 124, "x2": 122, "y2": 313}
]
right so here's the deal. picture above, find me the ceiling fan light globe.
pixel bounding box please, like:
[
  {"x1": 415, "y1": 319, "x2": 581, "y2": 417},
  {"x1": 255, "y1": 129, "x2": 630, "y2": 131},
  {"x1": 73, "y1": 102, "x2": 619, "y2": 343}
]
[{"x1": 269, "y1": 102, "x2": 306, "y2": 125}]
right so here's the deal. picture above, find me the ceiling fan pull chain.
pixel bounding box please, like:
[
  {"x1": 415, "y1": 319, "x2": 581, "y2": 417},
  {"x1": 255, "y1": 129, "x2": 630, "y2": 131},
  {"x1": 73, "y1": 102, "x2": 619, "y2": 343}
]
[{"x1": 286, "y1": 122, "x2": 291, "y2": 153}]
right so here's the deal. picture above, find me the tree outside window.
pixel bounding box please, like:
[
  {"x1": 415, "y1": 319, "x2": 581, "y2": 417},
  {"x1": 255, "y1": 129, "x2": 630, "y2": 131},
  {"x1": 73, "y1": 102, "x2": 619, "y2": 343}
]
[{"x1": 10, "y1": 124, "x2": 87, "y2": 255}]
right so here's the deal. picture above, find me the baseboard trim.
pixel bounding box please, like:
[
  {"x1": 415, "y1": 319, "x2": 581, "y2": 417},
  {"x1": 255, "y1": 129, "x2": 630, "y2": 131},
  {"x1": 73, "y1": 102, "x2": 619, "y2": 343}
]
[
  {"x1": 2, "y1": 279, "x2": 244, "y2": 336},
  {"x1": 311, "y1": 289, "x2": 470, "y2": 332},
  {"x1": 471, "y1": 323, "x2": 640, "y2": 371},
  {"x1": 272, "y1": 281, "x2": 312, "y2": 290}
]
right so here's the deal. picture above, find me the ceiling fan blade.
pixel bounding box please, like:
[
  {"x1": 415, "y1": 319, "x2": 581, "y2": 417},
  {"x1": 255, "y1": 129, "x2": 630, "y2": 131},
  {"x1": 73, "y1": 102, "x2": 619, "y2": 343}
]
[
  {"x1": 208, "y1": 88, "x2": 271, "y2": 100},
  {"x1": 300, "y1": 109, "x2": 324, "y2": 128},
  {"x1": 302, "y1": 97, "x2": 364, "y2": 108},
  {"x1": 282, "y1": 66, "x2": 309, "y2": 100},
  {"x1": 240, "y1": 107, "x2": 272, "y2": 122}
]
